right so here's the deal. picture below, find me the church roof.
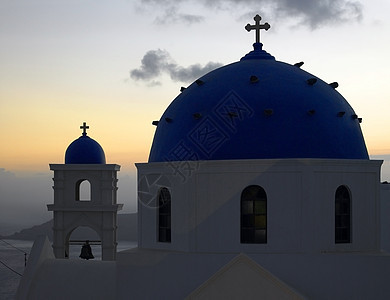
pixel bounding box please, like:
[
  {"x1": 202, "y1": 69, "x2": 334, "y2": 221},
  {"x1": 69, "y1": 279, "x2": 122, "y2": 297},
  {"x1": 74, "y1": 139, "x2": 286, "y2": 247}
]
[
  {"x1": 148, "y1": 16, "x2": 368, "y2": 162},
  {"x1": 65, "y1": 122, "x2": 106, "y2": 164}
]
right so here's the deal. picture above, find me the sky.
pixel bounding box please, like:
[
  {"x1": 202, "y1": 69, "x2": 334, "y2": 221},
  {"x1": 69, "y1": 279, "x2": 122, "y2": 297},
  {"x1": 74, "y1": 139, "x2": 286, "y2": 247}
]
[{"x1": 0, "y1": 0, "x2": 390, "y2": 234}]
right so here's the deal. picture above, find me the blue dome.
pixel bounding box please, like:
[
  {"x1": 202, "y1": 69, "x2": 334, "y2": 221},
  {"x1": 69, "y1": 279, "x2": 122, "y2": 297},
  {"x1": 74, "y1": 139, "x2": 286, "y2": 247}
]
[
  {"x1": 65, "y1": 135, "x2": 106, "y2": 164},
  {"x1": 149, "y1": 43, "x2": 368, "y2": 162}
]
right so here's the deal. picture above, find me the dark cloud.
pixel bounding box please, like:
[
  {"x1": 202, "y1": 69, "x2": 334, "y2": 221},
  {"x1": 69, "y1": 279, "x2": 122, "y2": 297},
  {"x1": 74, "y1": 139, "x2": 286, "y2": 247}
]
[
  {"x1": 140, "y1": 0, "x2": 363, "y2": 29},
  {"x1": 130, "y1": 49, "x2": 222, "y2": 84},
  {"x1": 154, "y1": 7, "x2": 204, "y2": 25},
  {"x1": 271, "y1": 0, "x2": 363, "y2": 29},
  {"x1": 168, "y1": 62, "x2": 223, "y2": 82},
  {"x1": 130, "y1": 49, "x2": 171, "y2": 81}
]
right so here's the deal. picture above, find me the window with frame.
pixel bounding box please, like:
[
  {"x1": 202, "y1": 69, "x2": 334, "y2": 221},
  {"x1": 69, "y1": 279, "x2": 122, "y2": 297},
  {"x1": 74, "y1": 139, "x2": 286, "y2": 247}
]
[
  {"x1": 241, "y1": 185, "x2": 267, "y2": 244},
  {"x1": 335, "y1": 185, "x2": 351, "y2": 243},
  {"x1": 158, "y1": 187, "x2": 171, "y2": 243},
  {"x1": 75, "y1": 179, "x2": 91, "y2": 201}
]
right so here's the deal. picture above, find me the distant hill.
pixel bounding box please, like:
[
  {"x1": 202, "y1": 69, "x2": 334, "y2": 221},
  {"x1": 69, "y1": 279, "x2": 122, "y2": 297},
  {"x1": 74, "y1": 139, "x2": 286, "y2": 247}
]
[{"x1": 2, "y1": 213, "x2": 137, "y2": 241}]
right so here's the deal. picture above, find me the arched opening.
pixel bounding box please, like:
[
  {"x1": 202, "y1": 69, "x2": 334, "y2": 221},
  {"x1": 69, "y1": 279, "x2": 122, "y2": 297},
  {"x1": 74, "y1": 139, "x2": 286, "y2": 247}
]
[
  {"x1": 66, "y1": 226, "x2": 101, "y2": 260},
  {"x1": 241, "y1": 185, "x2": 267, "y2": 244},
  {"x1": 335, "y1": 185, "x2": 351, "y2": 243},
  {"x1": 158, "y1": 187, "x2": 171, "y2": 243},
  {"x1": 75, "y1": 179, "x2": 91, "y2": 201}
]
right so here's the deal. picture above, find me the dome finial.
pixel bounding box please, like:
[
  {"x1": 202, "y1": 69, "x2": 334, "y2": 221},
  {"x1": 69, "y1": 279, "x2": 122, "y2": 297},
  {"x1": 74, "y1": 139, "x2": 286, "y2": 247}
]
[
  {"x1": 80, "y1": 122, "x2": 89, "y2": 137},
  {"x1": 245, "y1": 14, "x2": 270, "y2": 44}
]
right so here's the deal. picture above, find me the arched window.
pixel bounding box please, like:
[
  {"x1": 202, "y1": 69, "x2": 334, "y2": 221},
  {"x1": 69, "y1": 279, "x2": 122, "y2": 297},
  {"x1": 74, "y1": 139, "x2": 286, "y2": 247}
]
[
  {"x1": 76, "y1": 179, "x2": 91, "y2": 201},
  {"x1": 335, "y1": 185, "x2": 351, "y2": 243},
  {"x1": 241, "y1": 185, "x2": 267, "y2": 244},
  {"x1": 158, "y1": 188, "x2": 171, "y2": 243}
]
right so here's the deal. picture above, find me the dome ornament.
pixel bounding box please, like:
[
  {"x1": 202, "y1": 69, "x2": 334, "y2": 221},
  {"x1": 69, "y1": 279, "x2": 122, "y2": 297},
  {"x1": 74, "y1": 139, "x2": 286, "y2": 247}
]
[
  {"x1": 80, "y1": 122, "x2": 89, "y2": 137},
  {"x1": 245, "y1": 14, "x2": 270, "y2": 44}
]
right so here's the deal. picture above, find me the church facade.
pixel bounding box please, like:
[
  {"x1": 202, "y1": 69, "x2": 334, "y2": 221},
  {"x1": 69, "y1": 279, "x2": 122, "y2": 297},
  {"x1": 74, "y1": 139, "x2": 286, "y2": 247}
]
[{"x1": 17, "y1": 15, "x2": 390, "y2": 300}]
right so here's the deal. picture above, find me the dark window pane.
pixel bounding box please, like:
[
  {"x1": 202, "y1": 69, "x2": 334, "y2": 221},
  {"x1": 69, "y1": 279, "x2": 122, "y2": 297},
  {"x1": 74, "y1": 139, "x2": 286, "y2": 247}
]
[
  {"x1": 335, "y1": 185, "x2": 351, "y2": 244},
  {"x1": 158, "y1": 229, "x2": 166, "y2": 242},
  {"x1": 254, "y1": 200, "x2": 266, "y2": 214},
  {"x1": 159, "y1": 215, "x2": 170, "y2": 228},
  {"x1": 242, "y1": 200, "x2": 253, "y2": 214},
  {"x1": 158, "y1": 188, "x2": 171, "y2": 243},
  {"x1": 255, "y1": 215, "x2": 266, "y2": 229},
  {"x1": 242, "y1": 215, "x2": 254, "y2": 227},
  {"x1": 335, "y1": 215, "x2": 342, "y2": 227},
  {"x1": 340, "y1": 201, "x2": 349, "y2": 214},
  {"x1": 255, "y1": 229, "x2": 267, "y2": 243},
  {"x1": 165, "y1": 229, "x2": 171, "y2": 242},
  {"x1": 340, "y1": 215, "x2": 350, "y2": 228},
  {"x1": 159, "y1": 203, "x2": 169, "y2": 214},
  {"x1": 159, "y1": 228, "x2": 172, "y2": 243}
]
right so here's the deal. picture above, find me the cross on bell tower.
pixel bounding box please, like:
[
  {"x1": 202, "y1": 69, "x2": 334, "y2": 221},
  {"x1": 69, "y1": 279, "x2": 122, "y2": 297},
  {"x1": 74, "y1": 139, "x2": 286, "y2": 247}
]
[
  {"x1": 245, "y1": 14, "x2": 270, "y2": 44},
  {"x1": 80, "y1": 122, "x2": 89, "y2": 136}
]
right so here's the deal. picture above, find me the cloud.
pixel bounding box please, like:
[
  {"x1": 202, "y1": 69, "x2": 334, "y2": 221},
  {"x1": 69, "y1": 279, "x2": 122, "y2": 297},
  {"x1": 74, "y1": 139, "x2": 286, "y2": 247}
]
[
  {"x1": 154, "y1": 7, "x2": 204, "y2": 25},
  {"x1": 168, "y1": 62, "x2": 223, "y2": 82},
  {"x1": 271, "y1": 0, "x2": 363, "y2": 29},
  {"x1": 130, "y1": 49, "x2": 222, "y2": 84},
  {"x1": 139, "y1": 0, "x2": 363, "y2": 29},
  {"x1": 130, "y1": 49, "x2": 170, "y2": 81}
]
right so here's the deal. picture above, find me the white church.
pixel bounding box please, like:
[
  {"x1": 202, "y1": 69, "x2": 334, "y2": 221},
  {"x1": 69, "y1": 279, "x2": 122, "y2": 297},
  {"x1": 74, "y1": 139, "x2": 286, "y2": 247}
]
[{"x1": 16, "y1": 15, "x2": 390, "y2": 299}]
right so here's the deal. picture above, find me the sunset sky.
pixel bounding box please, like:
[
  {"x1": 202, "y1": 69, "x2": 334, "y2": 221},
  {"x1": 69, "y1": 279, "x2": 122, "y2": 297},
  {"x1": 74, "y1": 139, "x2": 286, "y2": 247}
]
[{"x1": 1, "y1": 0, "x2": 390, "y2": 232}]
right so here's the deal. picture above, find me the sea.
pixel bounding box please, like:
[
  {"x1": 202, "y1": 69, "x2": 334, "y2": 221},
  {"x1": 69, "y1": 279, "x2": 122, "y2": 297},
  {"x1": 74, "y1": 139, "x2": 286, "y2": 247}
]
[{"x1": 0, "y1": 239, "x2": 137, "y2": 300}]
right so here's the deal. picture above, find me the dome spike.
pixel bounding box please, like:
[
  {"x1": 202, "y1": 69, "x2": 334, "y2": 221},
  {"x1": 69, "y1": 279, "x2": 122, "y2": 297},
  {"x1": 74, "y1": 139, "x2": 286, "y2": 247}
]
[
  {"x1": 250, "y1": 75, "x2": 259, "y2": 83},
  {"x1": 294, "y1": 62, "x2": 304, "y2": 68},
  {"x1": 195, "y1": 79, "x2": 204, "y2": 86},
  {"x1": 307, "y1": 78, "x2": 317, "y2": 86},
  {"x1": 193, "y1": 113, "x2": 202, "y2": 120}
]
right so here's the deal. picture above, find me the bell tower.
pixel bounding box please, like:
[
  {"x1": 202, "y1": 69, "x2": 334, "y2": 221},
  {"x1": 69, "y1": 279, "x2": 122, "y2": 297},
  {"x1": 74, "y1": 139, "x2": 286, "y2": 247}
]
[{"x1": 47, "y1": 123, "x2": 123, "y2": 260}]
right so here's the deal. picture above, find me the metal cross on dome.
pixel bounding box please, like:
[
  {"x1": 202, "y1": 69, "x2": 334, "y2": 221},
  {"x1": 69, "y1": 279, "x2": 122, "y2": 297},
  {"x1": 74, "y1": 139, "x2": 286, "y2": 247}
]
[
  {"x1": 245, "y1": 14, "x2": 270, "y2": 44},
  {"x1": 80, "y1": 122, "x2": 89, "y2": 136}
]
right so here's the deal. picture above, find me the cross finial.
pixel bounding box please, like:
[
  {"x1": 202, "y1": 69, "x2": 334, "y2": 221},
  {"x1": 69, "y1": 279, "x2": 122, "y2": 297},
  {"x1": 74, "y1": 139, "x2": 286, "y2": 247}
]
[
  {"x1": 80, "y1": 122, "x2": 89, "y2": 136},
  {"x1": 245, "y1": 14, "x2": 270, "y2": 44}
]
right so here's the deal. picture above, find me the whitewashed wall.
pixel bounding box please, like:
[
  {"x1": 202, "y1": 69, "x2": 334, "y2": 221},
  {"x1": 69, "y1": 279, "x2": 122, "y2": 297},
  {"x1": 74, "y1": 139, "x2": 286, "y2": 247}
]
[{"x1": 137, "y1": 159, "x2": 382, "y2": 253}]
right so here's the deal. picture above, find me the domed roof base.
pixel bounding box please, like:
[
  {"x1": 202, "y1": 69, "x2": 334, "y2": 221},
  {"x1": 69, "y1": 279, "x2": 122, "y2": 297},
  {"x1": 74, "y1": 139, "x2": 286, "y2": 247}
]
[{"x1": 65, "y1": 135, "x2": 106, "y2": 164}]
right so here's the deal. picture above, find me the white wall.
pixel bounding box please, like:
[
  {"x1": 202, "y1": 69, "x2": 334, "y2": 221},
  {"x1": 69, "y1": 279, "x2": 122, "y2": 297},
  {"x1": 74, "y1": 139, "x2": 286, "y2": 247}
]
[{"x1": 137, "y1": 159, "x2": 382, "y2": 253}]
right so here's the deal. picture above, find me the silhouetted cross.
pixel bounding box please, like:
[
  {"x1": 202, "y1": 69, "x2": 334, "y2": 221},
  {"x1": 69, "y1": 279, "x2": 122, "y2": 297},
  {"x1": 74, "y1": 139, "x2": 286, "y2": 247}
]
[
  {"x1": 245, "y1": 14, "x2": 270, "y2": 44},
  {"x1": 80, "y1": 122, "x2": 89, "y2": 136}
]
